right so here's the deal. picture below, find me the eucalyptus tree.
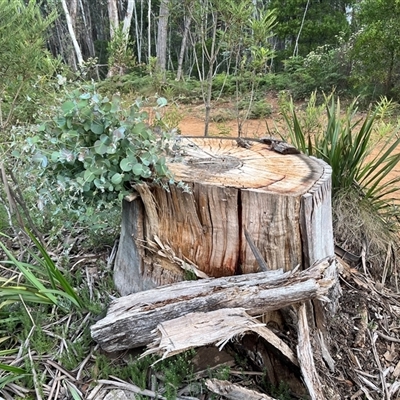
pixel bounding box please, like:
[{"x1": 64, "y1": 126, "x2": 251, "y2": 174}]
[
  {"x1": 0, "y1": 0, "x2": 57, "y2": 129},
  {"x1": 107, "y1": 0, "x2": 135, "y2": 76},
  {"x1": 268, "y1": 0, "x2": 351, "y2": 65},
  {"x1": 190, "y1": 0, "x2": 276, "y2": 136},
  {"x1": 351, "y1": 0, "x2": 400, "y2": 99},
  {"x1": 220, "y1": 2, "x2": 276, "y2": 135},
  {"x1": 156, "y1": 0, "x2": 170, "y2": 77},
  {"x1": 61, "y1": 0, "x2": 84, "y2": 68},
  {"x1": 176, "y1": 0, "x2": 195, "y2": 81}
]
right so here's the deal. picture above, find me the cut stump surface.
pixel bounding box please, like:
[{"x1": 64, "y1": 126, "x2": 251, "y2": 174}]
[{"x1": 114, "y1": 137, "x2": 334, "y2": 295}]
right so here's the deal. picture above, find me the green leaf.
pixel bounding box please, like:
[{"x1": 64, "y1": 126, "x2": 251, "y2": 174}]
[
  {"x1": 111, "y1": 173, "x2": 123, "y2": 185},
  {"x1": 120, "y1": 158, "x2": 133, "y2": 172},
  {"x1": 61, "y1": 100, "x2": 75, "y2": 115},
  {"x1": 0, "y1": 363, "x2": 25, "y2": 374},
  {"x1": 94, "y1": 140, "x2": 108, "y2": 155},
  {"x1": 84, "y1": 169, "x2": 95, "y2": 182},
  {"x1": 91, "y1": 121, "x2": 104, "y2": 135},
  {"x1": 157, "y1": 97, "x2": 168, "y2": 107},
  {"x1": 133, "y1": 122, "x2": 147, "y2": 135},
  {"x1": 132, "y1": 163, "x2": 143, "y2": 175}
]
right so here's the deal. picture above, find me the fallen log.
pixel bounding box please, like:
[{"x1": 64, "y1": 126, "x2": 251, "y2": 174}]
[{"x1": 91, "y1": 257, "x2": 334, "y2": 352}]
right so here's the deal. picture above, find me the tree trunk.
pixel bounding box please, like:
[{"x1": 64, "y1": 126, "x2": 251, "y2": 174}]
[
  {"x1": 147, "y1": 0, "x2": 152, "y2": 63},
  {"x1": 107, "y1": 0, "x2": 119, "y2": 39},
  {"x1": 61, "y1": 0, "x2": 84, "y2": 68},
  {"x1": 176, "y1": 4, "x2": 193, "y2": 81},
  {"x1": 122, "y1": 0, "x2": 134, "y2": 42},
  {"x1": 114, "y1": 137, "x2": 335, "y2": 296},
  {"x1": 156, "y1": 0, "x2": 169, "y2": 77}
]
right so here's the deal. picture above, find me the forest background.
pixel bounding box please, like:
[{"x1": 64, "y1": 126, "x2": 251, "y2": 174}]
[{"x1": 2, "y1": 0, "x2": 400, "y2": 399}]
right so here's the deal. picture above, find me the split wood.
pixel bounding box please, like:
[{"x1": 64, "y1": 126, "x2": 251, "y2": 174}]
[{"x1": 91, "y1": 257, "x2": 335, "y2": 352}]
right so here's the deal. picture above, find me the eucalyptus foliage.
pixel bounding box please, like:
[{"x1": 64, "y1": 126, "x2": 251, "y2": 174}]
[{"x1": 24, "y1": 85, "x2": 173, "y2": 207}]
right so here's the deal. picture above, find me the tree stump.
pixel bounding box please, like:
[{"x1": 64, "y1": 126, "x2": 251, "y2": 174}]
[{"x1": 114, "y1": 137, "x2": 334, "y2": 296}]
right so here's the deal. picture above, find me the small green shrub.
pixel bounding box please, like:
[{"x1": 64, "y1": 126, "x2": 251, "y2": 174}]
[
  {"x1": 24, "y1": 84, "x2": 174, "y2": 205},
  {"x1": 248, "y1": 100, "x2": 273, "y2": 119}
]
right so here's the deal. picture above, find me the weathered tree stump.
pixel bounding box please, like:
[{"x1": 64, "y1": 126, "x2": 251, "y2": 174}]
[{"x1": 114, "y1": 137, "x2": 334, "y2": 295}]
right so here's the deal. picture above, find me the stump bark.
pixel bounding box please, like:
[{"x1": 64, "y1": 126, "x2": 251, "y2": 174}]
[{"x1": 114, "y1": 137, "x2": 334, "y2": 295}]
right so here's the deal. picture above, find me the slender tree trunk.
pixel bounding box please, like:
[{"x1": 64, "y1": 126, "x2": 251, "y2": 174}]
[
  {"x1": 123, "y1": 0, "x2": 134, "y2": 42},
  {"x1": 156, "y1": 0, "x2": 169, "y2": 77},
  {"x1": 133, "y1": 0, "x2": 141, "y2": 62},
  {"x1": 147, "y1": 0, "x2": 151, "y2": 63},
  {"x1": 79, "y1": 0, "x2": 95, "y2": 57},
  {"x1": 204, "y1": 13, "x2": 218, "y2": 137},
  {"x1": 61, "y1": 0, "x2": 84, "y2": 68},
  {"x1": 176, "y1": 4, "x2": 193, "y2": 81},
  {"x1": 108, "y1": 0, "x2": 119, "y2": 39},
  {"x1": 293, "y1": 0, "x2": 310, "y2": 57}
]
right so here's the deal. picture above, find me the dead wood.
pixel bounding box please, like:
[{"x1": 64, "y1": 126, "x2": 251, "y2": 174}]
[
  {"x1": 142, "y1": 308, "x2": 298, "y2": 366},
  {"x1": 296, "y1": 302, "x2": 326, "y2": 400},
  {"x1": 91, "y1": 257, "x2": 335, "y2": 352},
  {"x1": 205, "y1": 378, "x2": 278, "y2": 400}
]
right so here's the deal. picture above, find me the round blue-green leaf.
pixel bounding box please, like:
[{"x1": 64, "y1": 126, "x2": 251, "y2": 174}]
[
  {"x1": 157, "y1": 97, "x2": 168, "y2": 107},
  {"x1": 111, "y1": 173, "x2": 123, "y2": 185},
  {"x1": 61, "y1": 100, "x2": 75, "y2": 115},
  {"x1": 120, "y1": 158, "x2": 133, "y2": 172},
  {"x1": 94, "y1": 140, "x2": 108, "y2": 155},
  {"x1": 84, "y1": 169, "x2": 96, "y2": 182},
  {"x1": 94, "y1": 178, "x2": 105, "y2": 189},
  {"x1": 140, "y1": 165, "x2": 151, "y2": 178},
  {"x1": 132, "y1": 163, "x2": 144, "y2": 175},
  {"x1": 132, "y1": 122, "x2": 147, "y2": 135},
  {"x1": 51, "y1": 151, "x2": 60, "y2": 162},
  {"x1": 91, "y1": 121, "x2": 104, "y2": 135}
]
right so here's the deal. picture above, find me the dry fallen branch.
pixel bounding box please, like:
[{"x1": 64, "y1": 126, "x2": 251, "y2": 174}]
[
  {"x1": 143, "y1": 308, "x2": 298, "y2": 366},
  {"x1": 205, "y1": 378, "x2": 278, "y2": 400},
  {"x1": 91, "y1": 257, "x2": 335, "y2": 352},
  {"x1": 296, "y1": 302, "x2": 325, "y2": 400}
]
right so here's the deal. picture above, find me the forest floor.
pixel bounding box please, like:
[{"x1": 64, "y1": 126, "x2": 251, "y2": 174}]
[{"x1": 4, "y1": 93, "x2": 400, "y2": 400}]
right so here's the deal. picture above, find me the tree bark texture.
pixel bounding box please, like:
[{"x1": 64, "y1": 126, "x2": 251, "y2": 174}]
[
  {"x1": 61, "y1": 0, "x2": 84, "y2": 67},
  {"x1": 114, "y1": 137, "x2": 335, "y2": 296},
  {"x1": 92, "y1": 257, "x2": 335, "y2": 351},
  {"x1": 107, "y1": 0, "x2": 119, "y2": 38},
  {"x1": 156, "y1": 0, "x2": 170, "y2": 75}
]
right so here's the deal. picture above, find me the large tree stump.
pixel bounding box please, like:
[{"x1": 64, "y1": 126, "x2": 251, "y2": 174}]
[{"x1": 114, "y1": 137, "x2": 334, "y2": 295}]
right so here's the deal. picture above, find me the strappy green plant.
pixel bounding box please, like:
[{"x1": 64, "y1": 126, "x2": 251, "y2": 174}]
[
  {"x1": 0, "y1": 229, "x2": 82, "y2": 310},
  {"x1": 282, "y1": 94, "x2": 400, "y2": 219}
]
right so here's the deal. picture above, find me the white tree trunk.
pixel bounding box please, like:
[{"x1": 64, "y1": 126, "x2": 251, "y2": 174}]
[
  {"x1": 108, "y1": 0, "x2": 119, "y2": 39},
  {"x1": 122, "y1": 0, "x2": 134, "y2": 42},
  {"x1": 156, "y1": 0, "x2": 169, "y2": 75},
  {"x1": 147, "y1": 0, "x2": 151, "y2": 63},
  {"x1": 61, "y1": 0, "x2": 84, "y2": 67}
]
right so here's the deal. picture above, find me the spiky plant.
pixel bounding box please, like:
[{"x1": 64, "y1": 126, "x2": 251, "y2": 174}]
[{"x1": 281, "y1": 93, "x2": 400, "y2": 281}]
